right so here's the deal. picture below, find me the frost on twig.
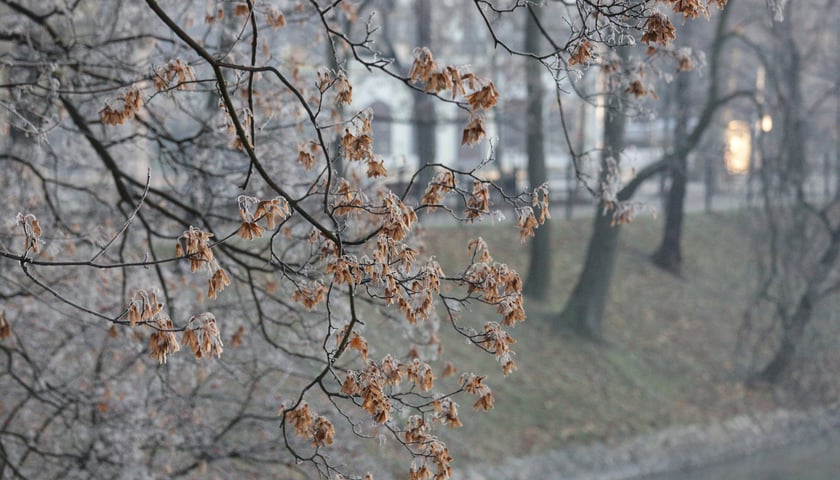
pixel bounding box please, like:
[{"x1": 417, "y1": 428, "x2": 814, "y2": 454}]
[
  {"x1": 15, "y1": 212, "x2": 41, "y2": 256},
  {"x1": 599, "y1": 156, "x2": 656, "y2": 226},
  {"x1": 766, "y1": 0, "x2": 788, "y2": 22}
]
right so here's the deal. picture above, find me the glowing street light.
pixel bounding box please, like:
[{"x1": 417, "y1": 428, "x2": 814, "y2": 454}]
[{"x1": 760, "y1": 114, "x2": 773, "y2": 133}]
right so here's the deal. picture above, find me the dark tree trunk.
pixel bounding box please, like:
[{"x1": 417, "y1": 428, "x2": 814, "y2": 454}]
[
  {"x1": 652, "y1": 11, "x2": 732, "y2": 273},
  {"x1": 559, "y1": 125, "x2": 717, "y2": 339},
  {"x1": 754, "y1": 300, "x2": 810, "y2": 384},
  {"x1": 704, "y1": 153, "x2": 715, "y2": 213},
  {"x1": 755, "y1": 232, "x2": 840, "y2": 383},
  {"x1": 328, "y1": 36, "x2": 345, "y2": 176},
  {"x1": 836, "y1": 99, "x2": 840, "y2": 196},
  {"x1": 560, "y1": 205, "x2": 621, "y2": 340},
  {"x1": 565, "y1": 100, "x2": 586, "y2": 220},
  {"x1": 412, "y1": 1, "x2": 436, "y2": 194},
  {"x1": 652, "y1": 156, "x2": 687, "y2": 273},
  {"x1": 522, "y1": 6, "x2": 551, "y2": 300},
  {"x1": 651, "y1": 68, "x2": 691, "y2": 275},
  {"x1": 558, "y1": 52, "x2": 628, "y2": 340}
]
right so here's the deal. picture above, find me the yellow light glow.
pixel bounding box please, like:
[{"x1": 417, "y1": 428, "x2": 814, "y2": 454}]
[
  {"x1": 760, "y1": 114, "x2": 773, "y2": 133},
  {"x1": 725, "y1": 120, "x2": 751, "y2": 175}
]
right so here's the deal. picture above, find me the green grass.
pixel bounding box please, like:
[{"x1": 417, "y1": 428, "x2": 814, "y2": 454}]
[{"x1": 417, "y1": 210, "x2": 775, "y2": 463}]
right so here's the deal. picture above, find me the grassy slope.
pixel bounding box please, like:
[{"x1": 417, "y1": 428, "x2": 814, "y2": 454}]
[{"x1": 419, "y1": 211, "x2": 775, "y2": 464}]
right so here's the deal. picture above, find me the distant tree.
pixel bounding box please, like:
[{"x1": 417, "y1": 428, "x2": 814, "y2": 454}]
[
  {"x1": 559, "y1": 2, "x2": 744, "y2": 339},
  {"x1": 558, "y1": 46, "x2": 630, "y2": 340},
  {"x1": 478, "y1": 2, "x2": 731, "y2": 310},
  {"x1": 651, "y1": 4, "x2": 733, "y2": 274},
  {"x1": 650, "y1": 24, "x2": 695, "y2": 275},
  {"x1": 736, "y1": 0, "x2": 840, "y2": 386},
  {"x1": 412, "y1": 0, "x2": 437, "y2": 193},
  {"x1": 522, "y1": 5, "x2": 551, "y2": 300}
]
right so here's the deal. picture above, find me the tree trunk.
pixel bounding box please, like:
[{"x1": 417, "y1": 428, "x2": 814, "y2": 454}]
[
  {"x1": 652, "y1": 155, "x2": 687, "y2": 273},
  {"x1": 565, "y1": 100, "x2": 586, "y2": 220},
  {"x1": 651, "y1": 68, "x2": 691, "y2": 275},
  {"x1": 327, "y1": 37, "x2": 346, "y2": 176},
  {"x1": 560, "y1": 205, "x2": 621, "y2": 340},
  {"x1": 704, "y1": 153, "x2": 715, "y2": 213},
  {"x1": 754, "y1": 301, "x2": 810, "y2": 384},
  {"x1": 755, "y1": 232, "x2": 840, "y2": 383},
  {"x1": 412, "y1": 1, "x2": 436, "y2": 194},
  {"x1": 522, "y1": 6, "x2": 551, "y2": 300},
  {"x1": 652, "y1": 11, "x2": 732, "y2": 272},
  {"x1": 836, "y1": 98, "x2": 840, "y2": 196},
  {"x1": 557, "y1": 51, "x2": 628, "y2": 340}
]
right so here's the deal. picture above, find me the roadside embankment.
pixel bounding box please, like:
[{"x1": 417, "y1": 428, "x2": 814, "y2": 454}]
[{"x1": 461, "y1": 404, "x2": 840, "y2": 480}]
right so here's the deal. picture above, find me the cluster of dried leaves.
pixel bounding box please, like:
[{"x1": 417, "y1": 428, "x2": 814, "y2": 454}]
[
  {"x1": 100, "y1": 87, "x2": 144, "y2": 125},
  {"x1": 0, "y1": 311, "x2": 10, "y2": 340},
  {"x1": 0, "y1": 1, "x2": 734, "y2": 478},
  {"x1": 408, "y1": 47, "x2": 499, "y2": 146},
  {"x1": 15, "y1": 212, "x2": 42, "y2": 255},
  {"x1": 125, "y1": 288, "x2": 222, "y2": 364}
]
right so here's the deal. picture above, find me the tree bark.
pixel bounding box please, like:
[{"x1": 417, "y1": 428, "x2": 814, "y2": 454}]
[
  {"x1": 412, "y1": 1, "x2": 436, "y2": 194},
  {"x1": 560, "y1": 205, "x2": 621, "y2": 340},
  {"x1": 754, "y1": 299, "x2": 810, "y2": 384},
  {"x1": 565, "y1": 100, "x2": 586, "y2": 220},
  {"x1": 652, "y1": 11, "x2": 731, "y2": 274},
  {"x1": 755, "y1": 231, "x2": 840, "y2": 383},
  {"x1": 651, "y1": 72, "x2": 690, "y2": 275},
  {"x1": 522, "y1": 6, "x2": 551, "y2": 300},
  {"x1": 558, "y1": 52, "x2": 628, "y2": 340}
]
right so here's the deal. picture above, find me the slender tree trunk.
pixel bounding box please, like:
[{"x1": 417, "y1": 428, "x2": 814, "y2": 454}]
[
  {"x1": 652, "y1": 10, "x2": 731, "y2": 272},
  {"x1": 328, "y1": 38, "x2": 345, "y2": 176},
  {"x1": 560, "y1": 206, "x2": 622, "y2": 340},
  {"x1": 754, "y1": 299, "x2": 810, "y2": 384},
  {"x1": 558, "y1": 54, "x2": 628, "y2": 340},
  {"x1": 412, "y1": 1, "x2": 435, "y2": 194},
  {"x1": 659, "y1": 85, "x2": 673, "y2": 197},
  {"x1": 651, "y1": 66, "x2": 691, "y2": 274},
  {"x1": 747, "y1": 144, "x2": 757, "y2": 206},
  {"x1": 490, "y1": 51, "x2": 506, "y2": 177},
  {"x1": 704, "y1": 153, "x2": 715, "y2": 212},
  {"x1": 566, "y1": 102, "x2": 586, "y2": 220},
  {"x1": 755, "y1": 231, "x2": 840, "y2": 383},
  {"x1": 836, "y1": 98, "x2": 840, "y2": 196},
  {"x1": 522, "y1": 6, "x2": 550, "y2": 300},
  {"x1": 652, "y1": 154, "x2": 687, "y2": 273}
]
